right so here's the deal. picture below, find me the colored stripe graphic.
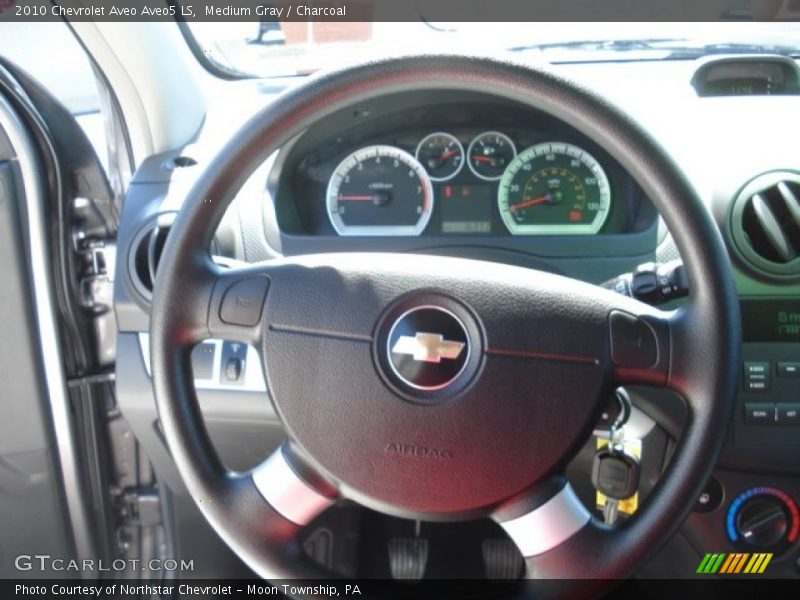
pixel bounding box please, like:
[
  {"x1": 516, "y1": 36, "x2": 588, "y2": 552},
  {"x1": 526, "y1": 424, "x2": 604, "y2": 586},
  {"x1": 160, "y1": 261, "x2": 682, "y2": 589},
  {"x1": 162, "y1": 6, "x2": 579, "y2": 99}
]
[
  {"x1": 697, "y1": 553, "x2": 772, "y2": 574},
  {"x1": 733, "y1": 553, "x2": 748, "y2": 573},
  {"x1": 719, "y1": 553, "x2": 745, "y2": 574},
  {"x1": 719, "y1": 553, "x2": 736, "y2": 573},
  {"x1": 757, "y1": 553, "x2": 772, "y2": 573},
  {"x1": 710, "y1": 553, "x2": 726, "y2": 573},
  {"x1": 744, "y1": 554, "x2": 760, "y2": 573},
  {"x1": 697, "y1": 553, "x2": 726, "y2": 573},
  {"x1": 696, "y1": 553, "x2": 713, "y2": 573}
]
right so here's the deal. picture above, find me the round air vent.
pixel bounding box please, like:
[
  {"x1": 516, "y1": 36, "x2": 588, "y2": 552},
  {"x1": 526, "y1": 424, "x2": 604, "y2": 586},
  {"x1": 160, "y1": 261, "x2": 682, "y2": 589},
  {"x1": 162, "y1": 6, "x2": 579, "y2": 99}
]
[
  {"x1": 730, "y1": 172, "x2": 800, "y2": 280},
  {"x1": 128, "y1": 212, "x2": 176, "y2": 300}
]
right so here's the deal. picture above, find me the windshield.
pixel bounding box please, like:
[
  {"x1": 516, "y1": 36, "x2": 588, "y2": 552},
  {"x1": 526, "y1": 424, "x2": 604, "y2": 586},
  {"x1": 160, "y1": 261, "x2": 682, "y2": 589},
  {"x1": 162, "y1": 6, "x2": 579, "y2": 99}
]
[{"x1": 185, "y1": 21, "x2": 800, "y2": 79}]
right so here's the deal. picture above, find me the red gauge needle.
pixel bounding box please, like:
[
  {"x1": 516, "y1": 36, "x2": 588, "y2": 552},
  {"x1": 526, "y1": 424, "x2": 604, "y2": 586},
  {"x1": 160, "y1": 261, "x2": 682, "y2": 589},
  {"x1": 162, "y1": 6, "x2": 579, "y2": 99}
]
[
  {"x1": 439, "y1": 150, "x2": 459, "y2": 161},
  {"x1": 337, "y1": 195, "x2": 373, "y2": 201},
  {"x1": 509, "y1": 194, "x2": 551, "y2": 211},
  {"x1": 473, "y1": 155, "x2": 496, "y2": 163}
]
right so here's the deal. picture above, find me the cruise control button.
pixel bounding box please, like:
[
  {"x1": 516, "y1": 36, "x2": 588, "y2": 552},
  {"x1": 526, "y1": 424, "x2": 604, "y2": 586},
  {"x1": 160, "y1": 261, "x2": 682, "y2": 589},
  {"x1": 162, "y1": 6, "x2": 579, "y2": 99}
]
[
  {"x1": 777, "y1": 362, "x2": 800, "y2": 378},
  {"x1": 744, "y1": 403, "x2": 775, "y2": 425},
  {"x1": 220, "y1": 277, "x2": 270, "y2": 327},
  {"x1": 777, "y1": 404, "x2": 800, "y2": 425}
]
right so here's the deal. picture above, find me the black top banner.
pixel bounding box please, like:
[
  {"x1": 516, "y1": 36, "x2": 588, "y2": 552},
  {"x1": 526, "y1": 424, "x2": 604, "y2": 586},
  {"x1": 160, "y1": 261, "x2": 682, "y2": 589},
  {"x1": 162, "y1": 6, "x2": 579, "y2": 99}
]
[{"x1": 1, "y1": 0, "x2": 799, "y2": 23}]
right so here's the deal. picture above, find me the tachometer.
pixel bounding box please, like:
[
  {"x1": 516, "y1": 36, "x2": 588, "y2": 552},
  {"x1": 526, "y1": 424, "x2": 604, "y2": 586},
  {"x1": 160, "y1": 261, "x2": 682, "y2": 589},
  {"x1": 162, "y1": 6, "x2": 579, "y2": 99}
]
[
  {"x1": 497, "y1": 142, "x2": 611, "y2": 235},
  {"x1": 327, "y1": 145, "x2": 434, "y2": 236}
]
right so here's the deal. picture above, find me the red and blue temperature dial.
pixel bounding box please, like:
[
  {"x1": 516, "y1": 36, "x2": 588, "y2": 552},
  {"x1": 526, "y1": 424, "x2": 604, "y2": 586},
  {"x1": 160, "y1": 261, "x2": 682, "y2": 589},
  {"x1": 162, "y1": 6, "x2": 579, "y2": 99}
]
[{"x1": 726, "y1": 486, "x2": 799, "y2": 552}]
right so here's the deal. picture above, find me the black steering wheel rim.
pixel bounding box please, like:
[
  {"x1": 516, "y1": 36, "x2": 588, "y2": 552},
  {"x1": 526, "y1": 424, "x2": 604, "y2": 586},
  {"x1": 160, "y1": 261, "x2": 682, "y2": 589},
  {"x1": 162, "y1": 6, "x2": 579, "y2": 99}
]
[{"x1": 150, "y1": 55, "x2": 740, "y2": 597}]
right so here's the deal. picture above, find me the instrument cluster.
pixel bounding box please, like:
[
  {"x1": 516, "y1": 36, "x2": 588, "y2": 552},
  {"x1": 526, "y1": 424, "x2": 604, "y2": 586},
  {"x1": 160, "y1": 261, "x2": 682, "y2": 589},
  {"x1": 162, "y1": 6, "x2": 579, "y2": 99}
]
[
  {"x1": 276, "y1": 96, "x2": 651, "y2": 242},
  {"x1": 324, "y1": 129, "x2": 611, "y2": 237}
]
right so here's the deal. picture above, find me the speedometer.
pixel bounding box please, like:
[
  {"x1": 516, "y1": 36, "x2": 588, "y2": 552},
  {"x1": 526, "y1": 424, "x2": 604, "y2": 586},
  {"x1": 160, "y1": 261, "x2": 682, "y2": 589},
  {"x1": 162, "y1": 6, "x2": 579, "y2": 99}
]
[
  {"x1": 327, "y1": 145, "x2": 434, "y2": 236},
  {"x1": 497, "y1": 142, "x2": 611, "y2": 235}
]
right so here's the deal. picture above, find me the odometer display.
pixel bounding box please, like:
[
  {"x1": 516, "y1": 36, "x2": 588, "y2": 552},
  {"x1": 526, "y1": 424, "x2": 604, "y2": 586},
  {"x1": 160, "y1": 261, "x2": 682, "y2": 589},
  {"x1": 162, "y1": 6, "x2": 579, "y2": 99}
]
[
  {"x1": 327, "y1": 145, "x2": 434, "y2": 236},
  {"x1": 498, "y1": 143, "x2": 611, "y2": 235}
]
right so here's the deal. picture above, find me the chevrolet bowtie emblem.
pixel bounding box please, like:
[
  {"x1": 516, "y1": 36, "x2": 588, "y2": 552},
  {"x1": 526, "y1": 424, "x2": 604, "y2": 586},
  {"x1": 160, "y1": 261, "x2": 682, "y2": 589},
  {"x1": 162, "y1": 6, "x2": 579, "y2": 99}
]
[{"x1": 391, "y1": 332, "x2": 466, "y2": 363}]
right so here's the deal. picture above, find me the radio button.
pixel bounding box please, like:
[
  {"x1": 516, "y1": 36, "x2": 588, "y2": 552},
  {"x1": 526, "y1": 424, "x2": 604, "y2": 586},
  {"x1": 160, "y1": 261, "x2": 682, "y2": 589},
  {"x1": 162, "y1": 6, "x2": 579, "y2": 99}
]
[
  {"x1": 744, "y1": 362, "x2": 770, "y2": 392},
  {"x1": 744, "y1": 403, "x2": 776, "y2": 425},
  {"x1": 777, "y1": 404, "x2": 800, "y2": 425},
  {"x1": 777, "y1": 362, "x2": 800, "y2": 378}
]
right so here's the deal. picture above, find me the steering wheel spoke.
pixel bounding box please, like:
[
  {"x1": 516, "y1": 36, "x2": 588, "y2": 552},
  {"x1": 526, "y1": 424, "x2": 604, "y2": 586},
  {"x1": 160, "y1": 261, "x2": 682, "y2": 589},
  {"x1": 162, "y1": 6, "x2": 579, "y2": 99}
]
[
  {"x1": 494, "y1": 475, "x2": 650, "y2": 586},
  {"x1": 493, "y1": 475, "x2": 592, "y2": 561},
  {"x1": 251, "y1": 444, "x2": 338, "y2": 527}
]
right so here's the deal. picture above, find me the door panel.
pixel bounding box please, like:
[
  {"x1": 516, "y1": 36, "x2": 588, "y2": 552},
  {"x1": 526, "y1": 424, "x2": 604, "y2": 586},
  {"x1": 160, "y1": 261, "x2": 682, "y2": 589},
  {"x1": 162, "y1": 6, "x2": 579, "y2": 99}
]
[{"x1": 0, "y1": 139, "x2": 74, "y2": 577}]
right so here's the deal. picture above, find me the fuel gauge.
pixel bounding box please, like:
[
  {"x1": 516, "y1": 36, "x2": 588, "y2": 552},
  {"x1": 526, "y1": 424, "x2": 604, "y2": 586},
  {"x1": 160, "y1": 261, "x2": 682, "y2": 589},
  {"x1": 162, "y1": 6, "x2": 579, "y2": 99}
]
[
  {"x1": 467, "y1": 131, "x2": 516, "y2": 181},
  {"x1": 415, "y1": 132, "x2": 464, "y2": 181}
]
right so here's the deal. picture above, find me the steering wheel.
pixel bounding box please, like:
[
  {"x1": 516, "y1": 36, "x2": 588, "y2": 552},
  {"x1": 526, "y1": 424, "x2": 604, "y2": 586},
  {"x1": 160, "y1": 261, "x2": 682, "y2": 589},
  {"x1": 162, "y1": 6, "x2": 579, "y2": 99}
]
[{"x1": 150, "y1": 55, "x2": 740, "y2": 597}]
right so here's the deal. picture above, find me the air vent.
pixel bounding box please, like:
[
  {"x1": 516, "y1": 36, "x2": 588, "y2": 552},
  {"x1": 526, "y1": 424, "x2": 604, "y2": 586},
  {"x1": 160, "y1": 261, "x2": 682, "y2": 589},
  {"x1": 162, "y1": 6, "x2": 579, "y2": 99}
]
[
  {"x1": 730, "y1": 172, "x2": 800, "y2": 279},
  {"x1": 128, "y1": 213, "x2": 176, "y2": 300}
]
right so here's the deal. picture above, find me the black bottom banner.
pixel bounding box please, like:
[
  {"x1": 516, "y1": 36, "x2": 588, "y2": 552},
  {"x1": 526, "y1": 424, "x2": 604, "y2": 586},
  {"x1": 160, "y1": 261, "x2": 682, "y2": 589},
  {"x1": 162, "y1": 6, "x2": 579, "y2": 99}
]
[{"x1": 4, "y1": 578, "x2": 800, "y2": 600}]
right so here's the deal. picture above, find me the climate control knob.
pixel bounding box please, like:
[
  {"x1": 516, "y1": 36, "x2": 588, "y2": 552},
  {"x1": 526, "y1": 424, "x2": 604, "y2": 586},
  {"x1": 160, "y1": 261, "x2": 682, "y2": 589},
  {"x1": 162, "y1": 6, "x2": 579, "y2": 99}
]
[{"x1": 726, "y1": 487, "x2": 800, "y2": 552}]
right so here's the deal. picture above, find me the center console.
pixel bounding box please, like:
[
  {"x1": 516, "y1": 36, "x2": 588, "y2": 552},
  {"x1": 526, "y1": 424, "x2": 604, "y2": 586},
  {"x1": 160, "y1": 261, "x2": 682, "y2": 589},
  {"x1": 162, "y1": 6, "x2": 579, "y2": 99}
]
[{"x1": 684, "y1": 298, "x2": 800, "y2": 578}]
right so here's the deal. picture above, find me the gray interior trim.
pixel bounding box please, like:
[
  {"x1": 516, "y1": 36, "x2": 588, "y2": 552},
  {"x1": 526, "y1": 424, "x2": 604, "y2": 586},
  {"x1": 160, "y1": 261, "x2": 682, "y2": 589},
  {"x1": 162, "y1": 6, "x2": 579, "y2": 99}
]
[
  {"x1": 251, "y1": 448, "x2": 334, "y2": 526},
  {"x1": 0, "y1": 93, "x2": 95, "y2": 561},
  {"x1": 499, "y1": 483, "x2": 591, "y2": 557},
  {"x1": 138, "y1": 333, "x2": 266, "y2": 392}
]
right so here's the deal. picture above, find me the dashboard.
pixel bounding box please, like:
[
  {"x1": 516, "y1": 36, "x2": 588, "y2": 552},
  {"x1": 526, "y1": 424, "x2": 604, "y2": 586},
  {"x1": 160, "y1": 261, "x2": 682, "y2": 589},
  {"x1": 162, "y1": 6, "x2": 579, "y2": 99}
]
[
  {"x1": 272, "y1": 94, "x2": 656, "y2": 248},
  {"x1": 114, "y1": 56, "x2": 800, "y2": 580}
]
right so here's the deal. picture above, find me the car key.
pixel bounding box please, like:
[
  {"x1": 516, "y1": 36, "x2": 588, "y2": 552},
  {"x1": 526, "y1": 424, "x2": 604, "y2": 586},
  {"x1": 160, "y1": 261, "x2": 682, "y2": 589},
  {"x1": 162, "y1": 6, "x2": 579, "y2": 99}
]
[
  {"x1": 591, "y1": 390, "x2": 640, "y2": 525},
  {"x1": 593, "y1": 428, "x2": 640, "y2": 524}
]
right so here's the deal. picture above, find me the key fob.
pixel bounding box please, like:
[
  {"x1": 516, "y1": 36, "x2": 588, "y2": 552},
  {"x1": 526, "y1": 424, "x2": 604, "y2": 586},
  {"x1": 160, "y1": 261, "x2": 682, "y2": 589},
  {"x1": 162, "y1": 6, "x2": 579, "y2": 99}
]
[{"x1": 591, "y1": 446, "x2": 640, "y2": 500}]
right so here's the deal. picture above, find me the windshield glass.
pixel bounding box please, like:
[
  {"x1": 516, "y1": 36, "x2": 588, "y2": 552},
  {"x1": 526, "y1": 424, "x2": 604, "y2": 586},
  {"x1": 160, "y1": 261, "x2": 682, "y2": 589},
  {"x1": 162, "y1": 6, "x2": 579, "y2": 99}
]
[{"x1": 185, "y1": 21, "x2": 800, "y2": 78}]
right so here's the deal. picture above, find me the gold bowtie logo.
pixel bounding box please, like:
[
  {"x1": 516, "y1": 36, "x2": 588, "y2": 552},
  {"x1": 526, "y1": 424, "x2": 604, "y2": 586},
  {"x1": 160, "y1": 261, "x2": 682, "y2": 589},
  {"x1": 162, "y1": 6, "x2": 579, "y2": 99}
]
[{"x1": 392, "y1": 333, "x2": 465, "y2": 363}]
